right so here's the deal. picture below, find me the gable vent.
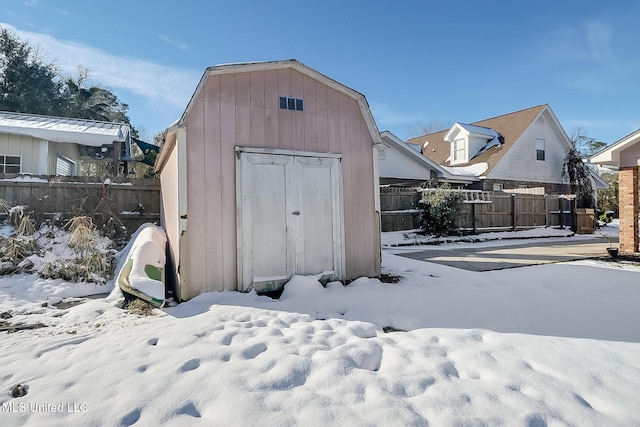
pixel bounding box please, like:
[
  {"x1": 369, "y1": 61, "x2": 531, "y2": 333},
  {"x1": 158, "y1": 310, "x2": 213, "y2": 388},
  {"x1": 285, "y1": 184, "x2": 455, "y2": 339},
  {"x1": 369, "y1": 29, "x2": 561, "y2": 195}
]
[{"x1": 279, "y1": 96, "x2": 304, "y2": 111}]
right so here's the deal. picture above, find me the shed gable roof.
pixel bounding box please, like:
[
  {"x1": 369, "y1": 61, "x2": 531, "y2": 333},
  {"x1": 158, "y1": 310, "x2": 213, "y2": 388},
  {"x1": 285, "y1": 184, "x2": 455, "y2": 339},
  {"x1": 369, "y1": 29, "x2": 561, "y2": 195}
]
[
  {"x1": 158, "y1": 60, "x2": 383, "y2": 172},
  {"x1": 408, "y1": 104, "x2": 550, "y2": 176},
  {"x1": 178, "y1": 59, "x2": 382, "y2": 146},
  {"x1": 0, "y1": 110, "x2": 130, "y2": 147}
]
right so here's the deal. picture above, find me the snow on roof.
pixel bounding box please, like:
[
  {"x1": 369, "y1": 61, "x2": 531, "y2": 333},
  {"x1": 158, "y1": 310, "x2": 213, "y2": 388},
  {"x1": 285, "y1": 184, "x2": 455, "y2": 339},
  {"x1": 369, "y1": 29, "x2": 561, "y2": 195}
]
[
  {"x1": 445, "y1": 122, "x2": 499, "y2": 142},
  {"x1": 442, "y1": 162, "x2": 489, "y2": 176},
  {"x1": 457, "y1": 123, "x2": 499, "y2": 137},
  {"x1": 0, "y1": 111, "x2": 129, "y2": 147},
  {"x1": 407, "y1": 143, "x2": 422, "y2": 153}
]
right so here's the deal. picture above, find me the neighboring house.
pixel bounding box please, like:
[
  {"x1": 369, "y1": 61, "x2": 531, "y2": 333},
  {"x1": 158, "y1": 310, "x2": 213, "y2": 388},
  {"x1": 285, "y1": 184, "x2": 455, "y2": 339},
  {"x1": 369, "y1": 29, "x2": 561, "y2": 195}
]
[
  {"x1": 590, "y1": 129, "x2": 640, "y2": 253},
  {"x1": 155, "y1": 60, "x2": 382, "y2": 301},
  {"x1": 408, "y1": 104, "x2": 574, "y2": 193},
  {"x1": 378, "y1": 130, "x2": 477, "y2": 186},
  {"x1": 0, "y1": 111, "x2": 131, "y2": 176}
]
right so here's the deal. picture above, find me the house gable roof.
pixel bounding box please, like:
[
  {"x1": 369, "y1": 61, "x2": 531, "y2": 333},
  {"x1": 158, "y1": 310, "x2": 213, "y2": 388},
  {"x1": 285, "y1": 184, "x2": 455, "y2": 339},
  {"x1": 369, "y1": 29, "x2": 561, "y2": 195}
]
[
  {"x1": 0, "y1": 110, "x2": 130, "y2": 147},
  {"x1": 408, "y1": 105, "x2": 551, "y2": 177}
]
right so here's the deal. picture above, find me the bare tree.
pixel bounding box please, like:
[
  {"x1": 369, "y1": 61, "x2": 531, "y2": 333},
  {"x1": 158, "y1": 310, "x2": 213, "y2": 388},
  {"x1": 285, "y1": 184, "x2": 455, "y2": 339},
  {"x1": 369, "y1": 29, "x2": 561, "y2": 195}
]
[
  {"x1": 406, "y1": 119, "x2": 451, "y2": 138},
  {"x1": 570, "y1": 128, "x2": 606, "y2": 157}
]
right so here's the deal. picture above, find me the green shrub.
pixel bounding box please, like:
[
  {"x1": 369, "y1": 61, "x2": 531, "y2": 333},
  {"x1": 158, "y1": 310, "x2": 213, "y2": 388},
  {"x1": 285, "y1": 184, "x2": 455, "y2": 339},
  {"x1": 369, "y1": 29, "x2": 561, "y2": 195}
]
[{"x1": 418, "y1": 186, "x2": 464, "y2": 237}]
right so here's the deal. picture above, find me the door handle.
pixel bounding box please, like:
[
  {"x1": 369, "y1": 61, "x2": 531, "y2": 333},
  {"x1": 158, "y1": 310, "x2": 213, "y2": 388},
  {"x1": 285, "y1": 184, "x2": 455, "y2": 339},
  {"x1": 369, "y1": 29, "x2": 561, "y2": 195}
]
[{"x1": 291, "y1": 211, "x2": 300, "y2": 216}]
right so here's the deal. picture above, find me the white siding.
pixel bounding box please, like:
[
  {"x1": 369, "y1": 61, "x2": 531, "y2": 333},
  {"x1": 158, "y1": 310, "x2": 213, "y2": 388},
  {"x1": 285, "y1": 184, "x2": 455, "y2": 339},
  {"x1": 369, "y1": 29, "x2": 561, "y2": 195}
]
[
  {"x1": 468, "y1": 135, "x2": 488, "y2": 159},
  {"x1": 48, "y1": 142, "x2": 81, "y2": 175},
  {"x1": 0, "y1": 133, "x2": 40, "y2": 173},
  {"x1": 488, "y1": 110, "x2": 569, "y2": 183},
  {"x1": 378, "y1": 145, "x2": 436, "y2": 182},
  {"x1": 0, "y1": 133, "x2": 82, "y2": 175}
]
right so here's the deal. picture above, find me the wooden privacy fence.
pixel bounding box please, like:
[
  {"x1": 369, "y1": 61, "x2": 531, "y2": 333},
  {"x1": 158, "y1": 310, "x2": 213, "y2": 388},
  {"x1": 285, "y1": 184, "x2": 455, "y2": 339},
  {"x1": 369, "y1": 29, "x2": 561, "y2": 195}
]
[
  {"x1": 0, "y1": 174, "x2": 160, "y2": 236},
  {"x1": 379, "y1": 186, "x2": 422, "y2": 231},
  {"x1": 380, "y1": 186, "x2": 586, "y2": 233}
]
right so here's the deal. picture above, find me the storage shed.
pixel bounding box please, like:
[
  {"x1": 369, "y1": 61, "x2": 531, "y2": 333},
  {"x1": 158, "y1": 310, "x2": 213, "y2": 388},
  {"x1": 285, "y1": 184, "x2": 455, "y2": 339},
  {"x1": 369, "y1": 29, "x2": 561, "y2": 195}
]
[{"x1": 156, "y1": 60, "x2": 382, "y2": 300}]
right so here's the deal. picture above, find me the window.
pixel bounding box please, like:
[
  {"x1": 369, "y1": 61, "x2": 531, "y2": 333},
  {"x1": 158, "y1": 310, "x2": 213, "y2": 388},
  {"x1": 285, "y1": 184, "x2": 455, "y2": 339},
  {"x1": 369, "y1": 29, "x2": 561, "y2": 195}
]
[
  {"x1": 0, "y1": 155, "x2": 21, "y2": 173},
  {"x1": 279, "y1": 96, "x2": 304, "y2": 111},
  {"x1": 56, "y1": 156, "x2": 75, "y2": 176},
  {"x1": 536, "y1": 138, "x2": 545, "y2": 161},
  {"x1": 453, "y1": 138, "x2": 465, "y2": 162},
  {"x1": 493, "y1": 183, "x2": 504, "y2": 191}
]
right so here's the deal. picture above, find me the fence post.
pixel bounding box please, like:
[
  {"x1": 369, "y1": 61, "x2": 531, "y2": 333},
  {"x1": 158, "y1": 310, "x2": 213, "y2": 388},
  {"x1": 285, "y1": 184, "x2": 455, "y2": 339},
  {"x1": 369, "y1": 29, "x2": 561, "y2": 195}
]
[
  {"x1": 511, "y1": 193, "x2": 516, "y2": 232},
  {"x1": 544, "y1": 194, "x2": 548, "y2": 227},
  {"x1": 471, "y1": 202, "x2": 477, "y2": 234}
]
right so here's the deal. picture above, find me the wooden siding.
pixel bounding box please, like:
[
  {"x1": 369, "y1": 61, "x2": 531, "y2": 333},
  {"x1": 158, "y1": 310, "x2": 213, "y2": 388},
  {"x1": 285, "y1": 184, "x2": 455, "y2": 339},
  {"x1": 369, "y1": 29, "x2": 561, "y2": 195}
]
[
  {"x1": 183, "y1": 68, "x2": 379, "y2": 295},
  {"x1": 159, "y1": 145, "x2": 182, "y2": 297}
]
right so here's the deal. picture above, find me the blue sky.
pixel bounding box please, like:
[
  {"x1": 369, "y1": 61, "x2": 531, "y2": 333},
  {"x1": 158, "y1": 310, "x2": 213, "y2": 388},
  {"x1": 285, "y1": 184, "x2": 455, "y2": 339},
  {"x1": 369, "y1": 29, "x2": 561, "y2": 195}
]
[{"x1": 1, "y1": 0, "x2": 639, "y2": 145}]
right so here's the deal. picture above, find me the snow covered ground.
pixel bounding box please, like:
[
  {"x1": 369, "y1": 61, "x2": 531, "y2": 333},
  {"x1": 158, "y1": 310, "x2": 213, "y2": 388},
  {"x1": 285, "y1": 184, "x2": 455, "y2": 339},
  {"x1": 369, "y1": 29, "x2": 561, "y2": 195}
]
[{"x1": 1, "y1": 222, "x2": 639, "y2": 426}]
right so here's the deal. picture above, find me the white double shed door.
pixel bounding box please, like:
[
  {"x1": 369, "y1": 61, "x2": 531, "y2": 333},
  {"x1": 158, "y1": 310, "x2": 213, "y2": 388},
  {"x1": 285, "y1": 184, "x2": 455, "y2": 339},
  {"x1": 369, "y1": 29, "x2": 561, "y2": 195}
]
[{"x1": 236, "y1": 148, "x2": 345, "y2": 292}]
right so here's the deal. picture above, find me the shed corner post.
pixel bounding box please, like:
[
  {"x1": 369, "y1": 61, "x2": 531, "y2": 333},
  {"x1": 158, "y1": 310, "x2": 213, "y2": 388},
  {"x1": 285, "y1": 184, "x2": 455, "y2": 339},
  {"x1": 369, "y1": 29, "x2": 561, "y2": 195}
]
[
  {"x1": 177, "y1": 125, "x2": 190, "y2": 300},
  {"x1": 374, "y1": 144, "x2": 382, "y2": 277}
]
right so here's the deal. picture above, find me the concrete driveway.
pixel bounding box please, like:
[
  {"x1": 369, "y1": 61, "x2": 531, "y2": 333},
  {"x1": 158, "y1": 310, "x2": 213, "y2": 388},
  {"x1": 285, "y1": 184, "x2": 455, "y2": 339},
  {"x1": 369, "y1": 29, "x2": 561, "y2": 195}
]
[{"x1": 391, "y1": 237, "x2": 616, "y2": 272}]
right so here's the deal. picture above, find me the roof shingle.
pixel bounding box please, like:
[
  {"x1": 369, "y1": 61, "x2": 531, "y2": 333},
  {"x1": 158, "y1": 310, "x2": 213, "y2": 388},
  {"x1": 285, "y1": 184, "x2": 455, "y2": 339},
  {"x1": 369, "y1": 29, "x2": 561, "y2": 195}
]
[{"x1": 408, "y1": 105, "x2": 547, "y2": 176}]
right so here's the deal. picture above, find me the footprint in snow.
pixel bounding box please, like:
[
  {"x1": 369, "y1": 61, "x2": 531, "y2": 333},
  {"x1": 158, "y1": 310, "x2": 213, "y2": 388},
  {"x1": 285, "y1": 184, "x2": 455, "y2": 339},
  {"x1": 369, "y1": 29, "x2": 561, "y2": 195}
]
[
  {"x1": 178, "y1": 358, "x2": 200, "y2": 372},
  {"x1": 147, "y1": 338, "x2": 158, "y2": 346},
  {"x1": 241, "y1": 343, "x2": 268, "y2": 359},
  {"x1": 221, "y1": 332, "x2": 236, "y2": 346},
  {"x1": 176, "y1": 402, "x2": 201, "y2": 418},
  {"x1": 521, "y1": 413, "x2": 548, "y2": 427},
  {"x1": 438, "y1": 361, "x2": 459, "y2": 379},
  {"x1": 119, "y1": 408, "x2": 141, "y2": 426}
]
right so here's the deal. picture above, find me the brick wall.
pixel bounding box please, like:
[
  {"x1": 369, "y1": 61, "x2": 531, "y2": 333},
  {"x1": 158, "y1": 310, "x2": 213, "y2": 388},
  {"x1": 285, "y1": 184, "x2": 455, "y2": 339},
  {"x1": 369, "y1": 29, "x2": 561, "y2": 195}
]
[{"x1": 618, "y1": 166, "x2": 639, "y2": 253}]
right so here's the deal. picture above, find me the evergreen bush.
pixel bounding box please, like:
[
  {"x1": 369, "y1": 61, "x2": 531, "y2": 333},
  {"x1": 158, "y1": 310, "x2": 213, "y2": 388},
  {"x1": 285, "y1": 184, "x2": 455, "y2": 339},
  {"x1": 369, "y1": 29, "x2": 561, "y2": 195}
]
[{"x1": 418, "y1": 186, "x2": 464, "y2": 237}]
